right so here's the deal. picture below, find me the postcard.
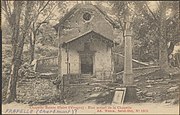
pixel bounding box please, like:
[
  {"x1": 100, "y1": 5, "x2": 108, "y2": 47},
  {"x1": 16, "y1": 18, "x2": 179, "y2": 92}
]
[{"x1": 2, "y1": 1, "x2": 179, "y2": 114}]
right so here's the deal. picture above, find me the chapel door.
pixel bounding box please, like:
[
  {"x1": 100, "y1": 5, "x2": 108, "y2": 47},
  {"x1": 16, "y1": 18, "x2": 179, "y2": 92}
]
[{"x1": 81, "y1": 54, "x2": 93, "y2": 74}]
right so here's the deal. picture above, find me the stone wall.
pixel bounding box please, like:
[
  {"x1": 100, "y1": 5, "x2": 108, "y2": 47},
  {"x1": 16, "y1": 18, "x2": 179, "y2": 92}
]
[
  {"x1": 16, "y1": 77, "x2": 58, "y2": 104},
  {"x1": 35, "y1": 56, "x2": 58, "y2": 73}
]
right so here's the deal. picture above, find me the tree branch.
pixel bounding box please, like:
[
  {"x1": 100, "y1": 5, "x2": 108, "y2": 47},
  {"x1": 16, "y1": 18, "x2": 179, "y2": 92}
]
[
  {"x1": 34, "y1": 1, "x2": 50, "y2": 23},
  {"x1": 40, "y1": 2, "x2": 58, "y2": 24},
  {"x1": 144, "y1": 2, "x2": 159, "y2": 23},
  {"x1": 6, "y1": 1, "x2": 12, "y2": 16},
  {"x1": 2, "y1": 1, "x2": 12, "y2": 24},
  {"x1": 126, "y1": 1, "x2": 142, "y2": 18},
  {"x1": 34, "y1": 2, "x2": 58, "y2": 33}
]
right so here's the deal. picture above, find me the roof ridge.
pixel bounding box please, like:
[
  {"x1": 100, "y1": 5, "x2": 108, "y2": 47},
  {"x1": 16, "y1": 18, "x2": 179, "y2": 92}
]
[{"x1": 93, "y1": 4, "x2": 119, "y2": 28}]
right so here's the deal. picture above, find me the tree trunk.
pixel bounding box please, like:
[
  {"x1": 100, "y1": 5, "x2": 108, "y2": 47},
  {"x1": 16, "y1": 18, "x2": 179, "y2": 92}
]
[
  {"x1": 30, "y1": 44, "x2": 35, "y2": 63},
  {"x1": 158, "y1": 2, "x2": 169, "y2": 71},
  {"x1": 6, "y1": 56, "x2": 22, "y2": 103},
  {"x1": 5, "y1": 1, "x2": 32, "y2": 103},
  {"x1": 168, "y1": 42, "x2": 175, "y2": 56},
  {"x1": 5, "y1": 1, "x2": 22, "y2": 103},
  {"x1": 159, "y1": 39, "x2": 169, "y2": 70},
  {"x1": 29, "y1": 32, "x2": 36, "y2": 63},
  {"x1": 6, "y1": 62, "x2": 18, "y2": 102}
]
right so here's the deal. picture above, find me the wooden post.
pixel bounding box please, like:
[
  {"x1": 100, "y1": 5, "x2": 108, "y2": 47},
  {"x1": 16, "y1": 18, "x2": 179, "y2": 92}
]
[
  {"x1": 66, "y1": 43, "x2": 70, "y2": 75},
  {"x1": 111, "y1": 47, "x2": 114, "y2": 81},
  {"x1": 62, "y1": 43, "x2": 70, "y2": 93},
  {"x1": 58, "y1": 27, "x2": 62, "y2": 78}
]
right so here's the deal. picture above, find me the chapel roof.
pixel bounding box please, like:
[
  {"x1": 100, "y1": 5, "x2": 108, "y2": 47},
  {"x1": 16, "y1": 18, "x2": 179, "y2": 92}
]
[
  {"x1": 53, "y1": 3, "x2": 120, "y2": 31},
  {"x1": 61, "y1": 30, "x2": 114, "y2": 45}
]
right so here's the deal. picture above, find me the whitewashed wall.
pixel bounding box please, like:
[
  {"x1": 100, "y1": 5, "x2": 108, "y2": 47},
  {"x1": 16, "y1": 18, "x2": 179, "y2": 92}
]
[{"x1": 60, "y1": 38, "x2": 112, "y2": 78}]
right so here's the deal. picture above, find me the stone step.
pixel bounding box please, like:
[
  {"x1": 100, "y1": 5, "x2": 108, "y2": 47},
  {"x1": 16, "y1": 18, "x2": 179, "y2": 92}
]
[{"x1": 40, "y1": 73, "x2": 57, "y2": 79}]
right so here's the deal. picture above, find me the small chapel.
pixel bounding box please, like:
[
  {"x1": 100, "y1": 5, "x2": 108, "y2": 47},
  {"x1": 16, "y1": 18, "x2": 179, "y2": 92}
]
[{"x1": 54, "y1": 2, "x2": 120, "y2": 80}]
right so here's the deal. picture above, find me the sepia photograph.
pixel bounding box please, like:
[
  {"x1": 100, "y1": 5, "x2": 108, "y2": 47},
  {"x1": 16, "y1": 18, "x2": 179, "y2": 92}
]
[{"x1": 1, "y1": 0, "x2": 180, "y2": 114}]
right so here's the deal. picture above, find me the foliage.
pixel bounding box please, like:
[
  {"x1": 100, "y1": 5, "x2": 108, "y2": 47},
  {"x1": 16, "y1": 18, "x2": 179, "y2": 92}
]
[
  {"x1": 36, "y1": 24, "x2": 58, "y2": 47},
  {"x1": 110, "y1": 1, "x2": 179, "y2": 64},
  {"x1": 18, "y1": 62, "x2": 40, "y2": 79}
]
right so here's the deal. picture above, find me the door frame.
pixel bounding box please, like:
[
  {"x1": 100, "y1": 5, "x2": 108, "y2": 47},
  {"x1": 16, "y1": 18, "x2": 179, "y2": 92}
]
[{"x1": 79, "y1": 53, "x2": 95, "y2": 75}]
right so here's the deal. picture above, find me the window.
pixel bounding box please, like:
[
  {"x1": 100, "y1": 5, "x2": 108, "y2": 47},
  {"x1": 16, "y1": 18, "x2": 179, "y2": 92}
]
[{"x1": 83, "y1": 12, "x2": 91, "y2": 21}]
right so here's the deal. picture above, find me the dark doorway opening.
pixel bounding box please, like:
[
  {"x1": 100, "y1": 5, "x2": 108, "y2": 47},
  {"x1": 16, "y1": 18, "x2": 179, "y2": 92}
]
[{"x1": 81, "y1": 54, "x2": 93, "y2": 74}]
